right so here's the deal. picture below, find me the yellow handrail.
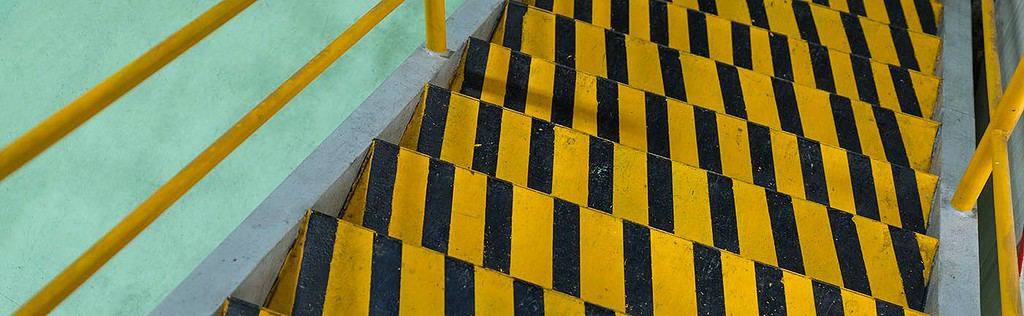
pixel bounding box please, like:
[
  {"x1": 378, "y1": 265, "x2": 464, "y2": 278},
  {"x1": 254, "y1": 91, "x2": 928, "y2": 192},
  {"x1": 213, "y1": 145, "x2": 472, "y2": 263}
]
[
  {"x1": 14, "y1": 0, "x2": 445, "y2": 313},
  {"x1": 991, "y1": 129, "x2": 1023, "y2": 315},
  {"x1": 0, "y1": 0, "x2": 255, "y2": 182}
]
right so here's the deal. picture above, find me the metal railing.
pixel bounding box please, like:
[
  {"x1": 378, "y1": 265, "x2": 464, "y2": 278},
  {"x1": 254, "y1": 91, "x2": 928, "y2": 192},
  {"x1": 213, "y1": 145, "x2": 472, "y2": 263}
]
[
  {"x1": 6, "y1": 0, "x2": 446, "y2": 314},
  {"x1": 952, "y1": 59, "x2": 1024, "y2": 315}
]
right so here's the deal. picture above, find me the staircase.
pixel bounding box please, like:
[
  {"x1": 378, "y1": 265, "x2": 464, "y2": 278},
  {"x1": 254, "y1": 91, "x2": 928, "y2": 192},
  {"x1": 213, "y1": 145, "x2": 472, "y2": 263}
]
[{"x1": 221, "y1": 0, "x2": 943, "y2": 314}]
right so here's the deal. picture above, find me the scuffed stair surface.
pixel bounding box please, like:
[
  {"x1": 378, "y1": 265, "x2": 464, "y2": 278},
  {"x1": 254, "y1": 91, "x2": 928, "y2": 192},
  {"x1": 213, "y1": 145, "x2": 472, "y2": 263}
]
[{"x1": 221, "y1": 297, "x2": 283, "y2": 316}]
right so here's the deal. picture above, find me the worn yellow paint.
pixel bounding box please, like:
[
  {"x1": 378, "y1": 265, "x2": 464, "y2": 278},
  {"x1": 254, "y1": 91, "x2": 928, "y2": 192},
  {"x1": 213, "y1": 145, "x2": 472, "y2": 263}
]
[
  {"x1": 781, "y1": 271, "x2": 817, "y2": 315},
  {"x1": 511, "y1": 186, "x2": 555, "y2": 287},
  {"x1": 551, "y1": 127, "x2": 590, "y2": 204},
  {"x1": 389, "y1": 149, "x2": 430, "y2": 244},
  {"x1": 526, "y1": 58, "x2": 556, "y2": 119},
  {"x1": 717, "y1": 116, "x2": 754, "y2": 181},
  {"x1": 770, "y1": 132, "x2": 808, "y2": 201},
  {"x1": 573, "y1": 21, "x2": 608, "y2": 77},
  {"x1": 448, "y1": 167, "x2": 487, "y2": 266},
  {"x1": 399, "y1": 244, "x2": 445, "y2": 316},
  {"x1": 613, "y1": 145, "x2": 650, "y2": 225},
  {"x1": 792, "y1": 199, "x2": 845, "y2": 286},
  {"x1": 580, "y1": 209, "x2": 627, "y2": 311},
  {"x1": 871, "y1": 158, "x2": 904, "y2": 228},
  {"x1": 843, "y1": 288, "x2": 879, "y2": 315},
  {"x1": 264, "y1": 213, "x2": 309, "y2": 313},
  {"x1": 821, "y1": 147, "x2": 857, "y2": 212},
  {"x1": 496, "y1": 110, "x2": 532, "y2": 185},
  {"x1": 650, "y1": 231, "x2": 698, "y2": 315},
  {"x1": 441, "y1": 95, "x2": 481, "y2": 167},
  {"x1": 855, "y1": 215, "x2": 910, "y2": 307},
  {"x1": 666, "y1": 99, "x2": 700, "y2": 166},
  {"x1": 721, "y1": 252, "x2": 760, "y2": 315},
  {"x1": 681, "y1": 57, "x2": 726, "y2": 112},
  {"x1": 673, "y1": 166, "x2": 715, "y2": 246},
  {"x1": 733, "y1": 184, "x2": 779, "y2": 266},
  {"x1": 572, "y1": 73, "x2": 600, "y2": 135},
  {"x1": 475, "y1": 268, "x2": 516, "y2": 315},
  {"x1": 616, "y1": 86, "x2": 649, "y2": 151},
  {"x1": 545, "y1": 291, "x2": 585, "y2": 314},
  {"x1": 322, "y1": 221, "x2": 374, "y2": 315}
]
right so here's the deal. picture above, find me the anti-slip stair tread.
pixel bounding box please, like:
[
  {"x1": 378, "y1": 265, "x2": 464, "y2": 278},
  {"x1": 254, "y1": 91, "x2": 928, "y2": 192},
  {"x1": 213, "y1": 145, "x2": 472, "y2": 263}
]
[
  {"x1": 524, "y1": 0, "x2": 941, "y2": 73},
  {"x1": 505, "y1": 2, "x2": 940, "y2": 120},
  {"x1": 220, "y1": 298, "x2": 283, "y2": 316},
  {"x1": 340, "y1": 140, "x2": 936, "y2": 311},
  {"x1": 268, "y1": 211, "x2": 626, "y2": 315},
  {"x1": 455, "y1": 38, "x2": 938, "y2": 174},
  {"x1": 496, "y1": 2, "x2": 939, "y2": 120}
]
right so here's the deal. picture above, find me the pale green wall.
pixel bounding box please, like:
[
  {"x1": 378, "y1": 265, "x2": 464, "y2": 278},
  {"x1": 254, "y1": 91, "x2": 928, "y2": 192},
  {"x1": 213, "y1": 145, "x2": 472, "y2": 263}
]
[{"x1": 0, "y1": 0, "x2": 462, "y2": 314}]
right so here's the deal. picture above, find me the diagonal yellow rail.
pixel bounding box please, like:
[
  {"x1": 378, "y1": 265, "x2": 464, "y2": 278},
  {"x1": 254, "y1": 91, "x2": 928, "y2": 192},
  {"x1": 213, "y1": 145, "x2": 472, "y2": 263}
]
[
  {"x1": 14, "y1": 0, "x2": 448, "y2": 313},
  {"x1": 0, "y1": 0, "x2": 256, "y2": 182}
]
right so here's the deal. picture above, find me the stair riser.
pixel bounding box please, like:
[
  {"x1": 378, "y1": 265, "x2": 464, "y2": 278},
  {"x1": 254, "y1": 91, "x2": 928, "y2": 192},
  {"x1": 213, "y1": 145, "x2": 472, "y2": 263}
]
[
  {"x1": 221, "y1": 298, "x2": 281, "y2": 316},
  {"x1": 523, "y1": 0, "x2": 940, "y2": 73},
  {"x1": 501, "y1": 2, "x2": 939, "y2": 119},
  {"x1": 341, "y1": 141, "x2": 934, "y2": 311},
  {"x1": 456, "y1": 39, "x2": 938, "y2": 173}
]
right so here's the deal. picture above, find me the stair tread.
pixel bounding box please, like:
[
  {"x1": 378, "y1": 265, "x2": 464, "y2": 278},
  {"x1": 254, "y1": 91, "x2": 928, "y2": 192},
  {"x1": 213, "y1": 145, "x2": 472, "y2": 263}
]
[
  {"x1": 525, "y1": 0, "x2": 941, "y2": 73},
  {"x1": 339, "y1": 140, "x2": 935, "y2": 311},
  {"x1": 456, "y1": 38, "x2": 938, "y2": 173},
  {"x1": 220, "y1": 298, "x2": 282, "y2": 316},
  {"x1": 507, "y1": 1, "x2": 937, "y2": 120}
]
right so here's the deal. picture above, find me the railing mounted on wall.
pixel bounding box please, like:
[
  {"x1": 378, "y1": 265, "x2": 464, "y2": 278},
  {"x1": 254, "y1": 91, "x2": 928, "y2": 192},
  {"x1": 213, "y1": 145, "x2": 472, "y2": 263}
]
[
  {"x1": 5, "y1": 0, "x2": 447, "y2": 314},
  {"x1": 952, "y1": 59, "x2": 1024, "y2": 315}
]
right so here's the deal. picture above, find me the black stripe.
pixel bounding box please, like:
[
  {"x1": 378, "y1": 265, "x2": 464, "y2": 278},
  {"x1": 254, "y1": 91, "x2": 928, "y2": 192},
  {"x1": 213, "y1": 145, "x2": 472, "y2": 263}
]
[
  {"x1": 658, "y1": 46, "x2": 688, "y2": 101},
  {"x1": 364, "y1": 142, "x2": 399, "y2": 234},
  {"x1": 588, "y1": 136, "x2": 615, "y2": 213},
  {"x1": 812, "y1": 281, "x2": 845, "y2": 316},
  {"x1": 813, "y1": 0, "x2": 830, "y2": 5},
  {"x1": 611, "y1": 0, "x2": 630, "y2": 33},
  {"x1": 693, "y1": 244, "x2": 726, "y2": 316},
  {"x1": 698, "y1": 0, "x2": 718, "y2": 14},
  {"x1": 292, "y1": 213, "x2": 338, "y2": 316},
  {"x1": 553, "y1": 198, "x2": 581, "y2": 297},
  {"x1": 473, "y1": 104, "x2": 503, "y2": 176},
  {"x1": 840, "y1": 14, "x2": 872, "y2": 60},
  {"x1": 872, "y1": 107, "x2": 911, "y2": 167},
  {"x1": 708, "y1": 173, "x2": 740, "y2": 254},
  {"x1": 892, "y1": 165, "x2": 925, "y2": 232},
  {"x1": 503, "y1": 3, "x2": 527, "y2": 51},
  {"x1": 847, "y1": 0, "x2": 867, "y2": 16},
  {"x1": 748, "y1": 123, "x2": 777, "y2": 190},
  {"x1": 460, "y1": 39, "x2": 490, "y2": 98},
  {"x1": 574, "y1": 0, "x2": 593, "y2": 23},
  {"x1": 792, "y1": 1, "x2": 821, "y2": 44},
  {"x1": 605, "y1": 31, "x2": 630, "y2": 83},
  {"x1": 889, "y1": 66, "x2": 923, "y2": 116},
  {"x1": 422, "y1": 160, "x2": 455, "y2": 253},
  {"x1": 827, "y1": 209, "x2": 872, "y2": 295},
  {"x1": 754, "y1": 263, "x2": 788, "y2": 316},
  {"x1": 650, "y1": 0, "x2": 670, "y2": 46},
  {"x1": 535, "y1": 0, "x2": 553, "y2": 10},
  {"x1": 847, "y1": 152, "x2": 881, "y2": 221},
  {"x1": 876, "y1": 299, "x2": 906, "y2": 316},
  {"x1": 881, "y1": 0, "x2": 909, "y2": 29},
  {"x1": 732, "y1": 22, "x2": 753, "y2": 70},
  {"x1": 647, "y1": 155, "x2": 675, "y2": 233},
  {"x1": 552, "y1": 64, "x2": 576, "y2": 127},
  {"x1": 585, "y1": 303, "x2": 616, "y2": 316},
  {"x1": 890, "y1": 27, "x2": 921, "y2": 71},
  {"x1": 596, "y1": 78, "x2": 621, "y2": 142},
  {"x1": 850, "y1": 55, "x2": 880, "y2": 104},
  {"x1": 623, "y1": 222, "x2": 655, "y2": 316},
  {"x1": 484, "y1": 178, "x2": 513, "y2": 273},
  {"x1": 766, "y1": 191, "x2": 805, "y2": 274},
  {"x1": 445, "y1": 258, "x2": 476, "y2": 316},
  {"x1": 769, "y1": 34, "x2": 795, "y2": 81},
  {"x1": 772, "y1": 78, "x2": 804, "y2": 136},
  {"x1": 688, "y1": 10, "x2": 710, "y2": 57},
  {"x1": 694, "y1": 107, "x2": 723, "y2": 173},
  {"x1": 797, "y1": 138, "x2": 830, "y2": 205},
  {"x1": 505, "y1": 52, "x2": 533, "y2": 112},
  {"x1": 369, "y1": 235, "x2": 402, "y2": 316},
  {"x1": 890, "y1": 226, "x2": 927, "y2": 311},
  {"x1": 913, "y1": 0, "x2": 938, "y2": 35},
  {"x1": 746, "y1": 0, "x2": 770, "y2": 29},
  {"x1": 418, "y1": 86, "x2": 451, "y2": 158},
  {"x1": 717, "y1": 62, "x2": 748, "y2": 118},
  {"x1": 829, "y1": 95, "x2": 863, "y2": 153},
  {"x1": 225, "y1": 298, "x2": 261, "y2": 316},
  {"x1": 513, "y1": 280, "x2": 545, "y2": 316},
  {"x1": 645, "y1": 92, "x2": 672, "y2": 157},
  {"x1": 808, "y1": 44, "x2": 837, "y2": 93},
  {"x1": 528, "y1": 119, "x2": 555, "y2": 193},
  {"x1": 555, "y1": 15, "x2": 577, "y2": 67}
]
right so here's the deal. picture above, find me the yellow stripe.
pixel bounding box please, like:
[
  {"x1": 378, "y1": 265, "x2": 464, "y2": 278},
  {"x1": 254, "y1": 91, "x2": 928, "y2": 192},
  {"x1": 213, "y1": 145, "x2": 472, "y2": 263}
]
[
  {"x1": 706, "y1": 17, "x2": 735, "y2": 64},
  {"x1": 264, "y1": 214, "x2": 309, "y2": 312},
  {"x1": 448, "y1": 167, "x2": 487, "y2": 265},
  {"x1": 788, "y1": 39, "x2": 819, "y2": 87},
  {"x1": 666, "y1": 99, "x2": 701, "y2": 166},
  {"x1": 681, "y1": 56, "x2": 726, "y2": 112},
  {"x1": 616, "y1": 85, "x2": 650, "y2": 150},
  {"x1": 480, "y1": 43, "x2": 512, "y2": 106},
  {"x1": 718, "y1": 115, "x2": 754, "y2": 182},
  {"x1": 551, "y1": 127, "x2": 591, "y2": 204},
  {"x1": 871, "y1": 158, "x2": 903, "y2": 228},
  {"x1": 738, "y1": 72, "x2": 783, "y2": 131},
  {"x1": 475, "y1": 268, "x2": 516, "y2": 315},
  {"x1": 733, "y1": 183, "x2": 779, "y2": 266},
  {"x1": 511, "y1": 186, "x2": 555, "y2": 287},
  {"x1": 721, "y1": 252, "x2": 761, "y2": 315},
  {"x1": 572, "y1": 73, "x2": 600, "y2": 135},
  {"x1": 574, "y1": 19, "x2": 609, "y2": 77},
  {"x1": 770, "y1": 132, "x2": 808, "y2": 201},
  {"x1": 830, "y1": 50, "x2": 860, "y2": 100},
  {"x1": 545, "y1": 290, "x2": 585, "y2": 314},
  {"x1": 399, "y1": 244, "x2": 445, "y2": 316},
  {"x1": 812, "y1": 9, "x2": 852, "y2": 52},
  {"x1": 793, "y1": 199, "x2": 845, "y2": 286},
  {"x1": 650, "y1": 231, "x2": 698, "y2": 314},
  {"x1": 782, "y1": 271, "x2": 818, "y2": 315},
  {"x1": 673, "y1": 166, "x2": 715, "y2": 246},
  {"x1": 628, "y1": 0, "x2": 651, "y2": 44},
  {"x1": 441, "y1": 95, "x2": 481, "y2": 167},
  {"x1": 526, "y1": 56, "x2": 556, "y2": 119},
  {"x1": 666, "y1": 4, "x2": 691, "y2": 52},
  {"x1": 793, "y1": 88, "x2": 841, "y2": 146},
  {"x1": 389, "y1": 149, "x2": 430, "y2": 245},
  {"x1": 843, "y1": 288, "x2": 879, "y2": 314},
  {"x1": 763, "y1": 0, "x2": 803, "y2": 36},
  {"x1": 322, "y1": 221, "x2": 374, "y2": 315},
  {"x1": 822, "y1": 146, "x2": 858, "y2": 213},
  {"x1": 496, "y1": 110, "x2": 532, "y2": 185},
  {"x1": 613, "y1": 145, "x2": 650, "y2": 225},
  {"x1": 855, "y1": 215, "x2": 909, "y2": 307},
  {"x1": 626, "y1": 36, "x2": 666, "y2": 95},
  {"x1": 872, "y1": 62, "x2": 903, "y2": 113},
  {"x1": 580, "y1": 209, "x2": 627, "y2": 310}
]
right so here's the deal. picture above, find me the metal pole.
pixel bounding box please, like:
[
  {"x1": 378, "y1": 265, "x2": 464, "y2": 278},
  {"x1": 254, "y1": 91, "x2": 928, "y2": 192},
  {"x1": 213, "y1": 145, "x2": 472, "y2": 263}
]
[
  {"x1": 992, "y1": 129, "x2": 1023, "y2": 315},
  {"x1": 424, "y1": 0, "x2": 447, "y2": 54}
]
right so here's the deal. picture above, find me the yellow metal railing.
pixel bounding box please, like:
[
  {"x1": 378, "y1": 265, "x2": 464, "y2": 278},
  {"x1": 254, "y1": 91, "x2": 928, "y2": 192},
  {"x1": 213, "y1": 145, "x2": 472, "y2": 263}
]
[{"x1": 8, "y1": 0, "x2": 446, "y2": 314}]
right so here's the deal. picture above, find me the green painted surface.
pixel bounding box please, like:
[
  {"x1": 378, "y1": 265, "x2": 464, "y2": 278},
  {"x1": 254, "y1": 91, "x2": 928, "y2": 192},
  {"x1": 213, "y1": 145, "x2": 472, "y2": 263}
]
[{"x1": 0, "y1": 0, "x2": 463, "y2": 314}]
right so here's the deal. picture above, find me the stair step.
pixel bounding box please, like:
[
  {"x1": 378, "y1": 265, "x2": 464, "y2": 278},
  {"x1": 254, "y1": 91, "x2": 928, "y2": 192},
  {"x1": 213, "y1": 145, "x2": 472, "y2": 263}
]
[
  {"x1": 268, "y1": 211, "x2": 624, "y2": 315},
  {"x1": 220, "y1": 297, "x2": 282, "y2": 316},
  {"x1": 455, "y1": 38, "x2": 937, "y2": 173},
  {"x1": 503, "y1": 2, "x2": 940, "y2": 120},
  {"x1": 340, "y1": 140, "x2": 935, "y2": 311},
  {"x1": 522, "y1": 0, "x2": 941, "y2": 73}
]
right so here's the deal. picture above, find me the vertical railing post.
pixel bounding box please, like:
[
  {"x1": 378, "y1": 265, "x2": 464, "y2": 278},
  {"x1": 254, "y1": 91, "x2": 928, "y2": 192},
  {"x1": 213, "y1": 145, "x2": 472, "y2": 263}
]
[
  {"x1": 424, "y1": 0, "x2": 447, "y2": 54},
  {"x1": 992, "y1": 129, "x2": 1023, "y2": 315}
]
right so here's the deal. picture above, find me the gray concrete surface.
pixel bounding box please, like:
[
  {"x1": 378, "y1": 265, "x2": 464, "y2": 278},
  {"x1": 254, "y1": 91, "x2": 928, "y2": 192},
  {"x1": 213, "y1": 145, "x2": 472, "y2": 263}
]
[
  {"x1": 150, "y1": 0, "x2": 505, "y2": 314},
  {"x1": 925, "y1": 0, "x2": 982, "y2": 314}
]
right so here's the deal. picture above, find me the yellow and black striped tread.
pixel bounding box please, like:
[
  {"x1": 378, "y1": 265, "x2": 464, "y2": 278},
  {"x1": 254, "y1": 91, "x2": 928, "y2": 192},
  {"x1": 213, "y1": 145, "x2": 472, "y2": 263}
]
[
  {"x1": 522, "y1": 0, "x2": 940, "y2": 73},
  {"x1": 454, "y1": 38, "x2": 937, "y2": 173},
  {"x1": 341, "y1": 140, "x2": 936, "y2": 311},
  {"x1": 268, "y1": 211, "x2": 627, "y2": 315},
  {"x1": 502, "y1": 2, "x2": 939, "y2": 119},
  {"x1": 220, "y1": 298, "x2": 283, "y2": 316}
]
